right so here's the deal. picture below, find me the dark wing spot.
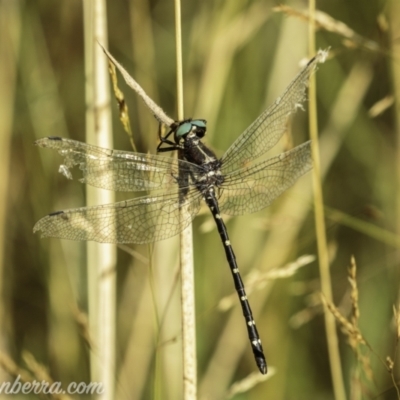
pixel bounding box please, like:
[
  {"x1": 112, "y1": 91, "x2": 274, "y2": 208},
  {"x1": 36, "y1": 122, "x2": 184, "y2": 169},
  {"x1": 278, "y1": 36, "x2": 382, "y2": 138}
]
[{"x1": 49, "y1": 210, "x2": 65, "y2": 217}]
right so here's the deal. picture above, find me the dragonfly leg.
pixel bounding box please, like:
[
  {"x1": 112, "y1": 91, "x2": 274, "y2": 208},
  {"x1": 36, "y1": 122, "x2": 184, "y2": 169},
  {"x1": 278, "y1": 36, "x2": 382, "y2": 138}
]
[
  {"x1": 157, "y1": 146, "x2": 180, "y2": 153},
  {"x1": 156, "y1": 122, "x2": 178, "y2": 152}
]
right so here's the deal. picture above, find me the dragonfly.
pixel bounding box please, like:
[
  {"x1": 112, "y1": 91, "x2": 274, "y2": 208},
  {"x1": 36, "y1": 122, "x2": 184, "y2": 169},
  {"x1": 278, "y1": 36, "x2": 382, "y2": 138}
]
[{"x1": 34, "y1": 50, "x2": 327, "y2": 375}]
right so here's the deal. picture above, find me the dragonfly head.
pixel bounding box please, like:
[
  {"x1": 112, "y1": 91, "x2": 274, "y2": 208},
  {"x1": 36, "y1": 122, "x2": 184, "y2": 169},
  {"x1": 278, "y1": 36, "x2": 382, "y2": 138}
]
[{"x1": 174, "y1": 119, "x2": 207, "y2": 143}]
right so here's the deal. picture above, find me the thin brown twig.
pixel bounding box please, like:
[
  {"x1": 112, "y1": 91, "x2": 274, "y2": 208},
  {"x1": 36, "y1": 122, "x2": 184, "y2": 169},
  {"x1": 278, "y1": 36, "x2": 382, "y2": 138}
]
[{"x1": 99, "y1": 43, "x2": 174, "y2": 127}]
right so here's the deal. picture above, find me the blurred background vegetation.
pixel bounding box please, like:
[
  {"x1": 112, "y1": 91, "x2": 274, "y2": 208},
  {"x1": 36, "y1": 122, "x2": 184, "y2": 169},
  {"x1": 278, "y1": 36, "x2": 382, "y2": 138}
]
[{"x1": 1, "y1": 0, "x2": 399, "y2": 399}]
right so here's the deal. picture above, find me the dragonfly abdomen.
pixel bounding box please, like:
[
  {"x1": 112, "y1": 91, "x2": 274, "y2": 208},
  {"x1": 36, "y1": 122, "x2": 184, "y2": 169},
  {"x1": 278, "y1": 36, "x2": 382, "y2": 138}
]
[{"x1": 204, "y1": 188, "x2": 267, "y2": 374}]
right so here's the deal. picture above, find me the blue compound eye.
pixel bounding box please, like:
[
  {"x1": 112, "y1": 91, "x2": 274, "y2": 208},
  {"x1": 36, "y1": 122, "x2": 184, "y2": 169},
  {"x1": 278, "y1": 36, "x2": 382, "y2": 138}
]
[
  {"x1": 176, "y1": 122, "x2": 192, "y2": 138},
  {"x1": 192, "y1": 119, "x2": 207, "y2": 138},
  {"x1": 191, "y1": 119, "x2": 207, "y2": 129}
]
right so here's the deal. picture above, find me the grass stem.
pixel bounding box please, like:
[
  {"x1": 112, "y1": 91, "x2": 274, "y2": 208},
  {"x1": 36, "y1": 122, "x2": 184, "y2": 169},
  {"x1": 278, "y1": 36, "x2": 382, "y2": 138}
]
[
  {"x1": 308, "y1": 1, "x2": 346, "y2": 399},
  {"x1": 83, "y1": 1, "x2": 116, "y2": 398},
  {"x1": 174, "y1": 0, "x2": 197, "y2": 398}
]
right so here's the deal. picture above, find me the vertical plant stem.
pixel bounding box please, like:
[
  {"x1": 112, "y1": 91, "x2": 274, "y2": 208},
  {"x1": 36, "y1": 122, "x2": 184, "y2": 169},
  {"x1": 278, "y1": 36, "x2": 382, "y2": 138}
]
[
  {"x1": 174, "y1": 1, "x2": 184, "y2": 120},
  {"x1": 308, "y1": 2, "x2": 346, "y2": 400},
  {"x1": 174, "y1": 0, "x2": 197, "y2": 398},
  {"x1": 0, "y1": 0, "x2": 20, "y2": 384},
  {"x1": 83, "y1": 1, "x2": 116, "y2": 399},
  {"x1": 388, "y1": 0, "x2": 400, "y2": 372},
  {"x1": 389, "y1": 0, "x2": 400, "y2": 277}
]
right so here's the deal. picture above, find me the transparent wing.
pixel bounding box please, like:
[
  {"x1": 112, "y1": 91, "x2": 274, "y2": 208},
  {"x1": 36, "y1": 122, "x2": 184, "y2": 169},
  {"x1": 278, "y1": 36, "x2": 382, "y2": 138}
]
[
  {"x1": 218, "y1": 142, "x2": 312, "y2": 215},
  {"x1": 221, "y1": 51, "x2": 326, "y2": 173},
  {"x1": 33, "y1": 188, "x2": 203, "y2": 244},
  {"x1": 36, "y1": 137, "x2": 203, "y2": 191}
]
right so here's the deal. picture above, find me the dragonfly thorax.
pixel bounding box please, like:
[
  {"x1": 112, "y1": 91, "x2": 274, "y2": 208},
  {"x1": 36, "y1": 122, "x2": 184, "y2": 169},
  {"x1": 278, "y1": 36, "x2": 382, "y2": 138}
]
[
  {"x1": 181, "y1": 130, "x2": 220, "y2": 167},
  {"x1": 179, "y1": 130, "x2": 225, "y2": 192}
]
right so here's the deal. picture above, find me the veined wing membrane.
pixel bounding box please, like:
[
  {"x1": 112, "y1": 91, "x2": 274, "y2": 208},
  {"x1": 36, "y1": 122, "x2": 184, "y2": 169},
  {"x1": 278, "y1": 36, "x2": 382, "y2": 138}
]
[
  {"x1": 33, "y1": 188, "x2": 203, "y2": 244},
  {"x1": 36, "y1": 137, "x2": 203, "y2": 192},
  {"x1": 218, "y1": 142, "x2": 312, "y2": 216},
  {"x1": 221, "y1": 50, "x2": 326, "y2": 173}
]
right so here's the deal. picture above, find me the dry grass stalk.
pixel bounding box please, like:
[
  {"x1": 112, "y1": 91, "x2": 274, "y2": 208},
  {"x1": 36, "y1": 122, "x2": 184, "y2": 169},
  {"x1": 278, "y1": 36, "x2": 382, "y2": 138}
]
[
  {"x1": 321, "y1": 257, "x2": 373, "y2": 382},
  {"x1": 99, "y1": 44, "x2": 174, "y2": 127},
  {"x1": 394, "y1": 304, "x2": 400, "y2": 341},
  {"x1": 0, "y1": 351, "x2": 73, "y2": 400},
  {"x1": 289, "y1": 289, "x2": 322, "y2": 329},
  {"x1": 307, "y1": 5, "x2": 345, "y2": 396},
  {"x1": 100, "y1": 12, "x2": 198, "y2": 395},
  {"x1": 23, "y1": 352, "x2": 74, "y2": 400},
  {"x1": 322, "y1": 294, "x2": 374, "y2": 395},
  {"x1": 0, "y1": 352, "x2": 33, "y2": 385},
  {"x1": 71, "y1": 304, "x2": 94, "y2": 350},
  {"x1": 117, "y1": 244, "x2": 149, "y2": 264},
  {"x1": 225, "y1": 369, "x2": 274, "y2": 399},
  {"x1": 386, "y1": 356, "x2": 394, "y2": 373},
  {"x1": 326, "y1": 259, "x2": 400, "y2": 398},
  {"x1": 348, "y1": 255, "x2": 360, "y2": 327},
  {"x1": 322, "y1": 295, "x2": 366, "y2": 348},
  {"x1": 173, "y1": 0, "x2": 197, "y2": 395},
  {"x1": 368, "y1": 95, "x2": 395, "y2": 118},
  {"x1": 108, "y1": 61, "x2": 136, "y2": 151},
  {"x1": 391, "y1": 304, "x2": 400, "y2": 396},
  {"x1": 218, "y1": 254, "x2": 315, "y2": 312},
  {"x1": 322, "y1": 257, "x2": 400, "y2": 397},
  {"x1": 325, "y1": 206, "x2": 400, "y2": 249},
  {"x1": 83, "y1": 1, "x2": 116, "y2": 397},
  {"x1": 274, "y1": 5, "x2": 380, "y2": 52}
]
